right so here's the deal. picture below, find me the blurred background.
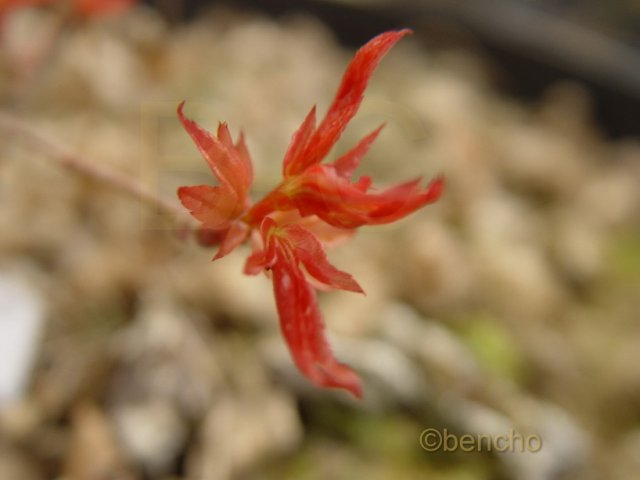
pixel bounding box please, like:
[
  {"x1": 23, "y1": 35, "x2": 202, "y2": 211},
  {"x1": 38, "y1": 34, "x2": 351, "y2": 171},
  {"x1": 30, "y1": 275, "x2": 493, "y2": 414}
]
[{"x1": 1, "y1": 1, "x2": 639, "y2": 479}]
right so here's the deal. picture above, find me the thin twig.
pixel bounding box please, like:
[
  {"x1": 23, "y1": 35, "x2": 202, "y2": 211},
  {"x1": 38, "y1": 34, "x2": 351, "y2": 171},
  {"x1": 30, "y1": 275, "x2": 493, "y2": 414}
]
[{"x1": 0, "y1": 111, "x2": 197, "y2": 230}]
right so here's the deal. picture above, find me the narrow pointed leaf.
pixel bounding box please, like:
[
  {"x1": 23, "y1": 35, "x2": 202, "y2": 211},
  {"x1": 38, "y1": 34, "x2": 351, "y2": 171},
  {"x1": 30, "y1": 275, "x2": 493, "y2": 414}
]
[
  {"x1": 282, "y1": 224, "x2": 363, "y2": 293},
  {"x1": 284, "y1": 29, "x2": 411, "y2": 175},
  {"x1": 333, "y1": 124, "x2": 384, "y2": 179},
  {"x1": 213, "y1": 221, "x2": 249, "y2": 261},
  {"x1": 365, "y1": 176, "x2": 444, "y2": 224},
  {"x1": 353, "y1": 175, "x2": 372, "y2": 192},
  {"x1": 234, "y1": 130, "x2": 252, "y2": 188},
  {"x1": 282, "y1": 106, "x2": 317, "y2": 177},
  {"x1": 216, "y1": 122, "x2": 253, "y2": 193},
  {"x1": 271, "y1": 243, "x2": 362, "y2": 398},
  {"x1": 285, "y1": 165, "x2": 444, "y2": 228}
]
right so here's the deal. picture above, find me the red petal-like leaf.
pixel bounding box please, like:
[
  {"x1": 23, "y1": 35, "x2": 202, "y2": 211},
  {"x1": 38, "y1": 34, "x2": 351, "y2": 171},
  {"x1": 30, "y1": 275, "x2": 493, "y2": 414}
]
[
  {"x1": 262, "y1": 211, "x2": 356, "y2": 247},
  {"x1": 213, "y1": 221, "x2": 249, "y2": 261},
  {"x1": 216, "y1": 122, "x2": 253, "y2": 195},
  {"x1": 271, "y1": 242, "x2": 362, "y2": 398},
  {"x1": 282, "y1": 106, "x2": 316, "y2": 177},
  {"x1": 177, "y1": 185, "x2": 238, "y2": 229},
  {"x1": 259, "y1": 216, "x2": 278, "y2": 238},
  {"x1": 281, "y1": 224, "x2": 363, "y2": 293},
  {"x1": 178, "y1": 102, "x2": 253, "y2": 201},
  {"x1": 284, "y1": 29, "x2": 411, "y2": 176},
  {"x1": 244, "y1": 248, "x2": 272, "y2": 275},
  {"x1": 234, "y1": 130, "x2": 252, "y2": 181},
  {"x1": 286, "y1": 165, "x2": 443, "y2": 229},
  {"x1": 364, "y1": 176, "x2": 444, "y2": 224},
  {"x1": 244, "y1": 217, "x2": 279, "y2": 274},
  {"x1": 353, "y1": 175, "x2": 372, "y2": 192},
  {"x1": 332, "y1": 124, "x2": 384, "y2": 179}
]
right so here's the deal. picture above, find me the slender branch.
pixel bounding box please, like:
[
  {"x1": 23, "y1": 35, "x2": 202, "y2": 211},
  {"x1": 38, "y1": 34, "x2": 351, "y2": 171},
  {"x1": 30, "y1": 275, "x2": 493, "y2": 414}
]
[{"x1": 0, "y1": 111, "x2": 197, "y2": 230}]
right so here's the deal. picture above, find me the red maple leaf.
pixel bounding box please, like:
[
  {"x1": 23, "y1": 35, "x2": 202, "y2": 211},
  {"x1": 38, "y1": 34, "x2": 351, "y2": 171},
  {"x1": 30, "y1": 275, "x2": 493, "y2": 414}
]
[{"x1": 178, "y1": 29, "x2": 444, "y2": 398}]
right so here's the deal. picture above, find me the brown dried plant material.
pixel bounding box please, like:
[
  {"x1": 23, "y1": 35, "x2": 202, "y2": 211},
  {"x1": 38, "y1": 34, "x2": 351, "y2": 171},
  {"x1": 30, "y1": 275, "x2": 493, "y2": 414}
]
[{"x1": 64, "y1": 402, "x2": 137, "y2": 480}]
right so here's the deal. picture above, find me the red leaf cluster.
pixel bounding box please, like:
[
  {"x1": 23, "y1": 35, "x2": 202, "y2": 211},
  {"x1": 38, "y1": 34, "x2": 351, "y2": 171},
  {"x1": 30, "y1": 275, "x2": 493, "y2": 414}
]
[{"x1": 178, "y1": 30, "x2": 444, "y2": 398}]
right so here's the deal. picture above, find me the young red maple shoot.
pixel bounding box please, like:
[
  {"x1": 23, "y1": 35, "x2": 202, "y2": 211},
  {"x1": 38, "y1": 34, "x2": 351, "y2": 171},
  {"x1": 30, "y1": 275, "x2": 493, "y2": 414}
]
[{"x1": 178, "y1": 29, "x2": 443, "y2": 399}]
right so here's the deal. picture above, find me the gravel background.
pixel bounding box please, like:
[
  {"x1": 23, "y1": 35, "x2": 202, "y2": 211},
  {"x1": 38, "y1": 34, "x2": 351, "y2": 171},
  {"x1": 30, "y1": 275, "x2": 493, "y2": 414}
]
[{"x1": 1, "y1": 3, "x2": 639, "y2": 479}]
